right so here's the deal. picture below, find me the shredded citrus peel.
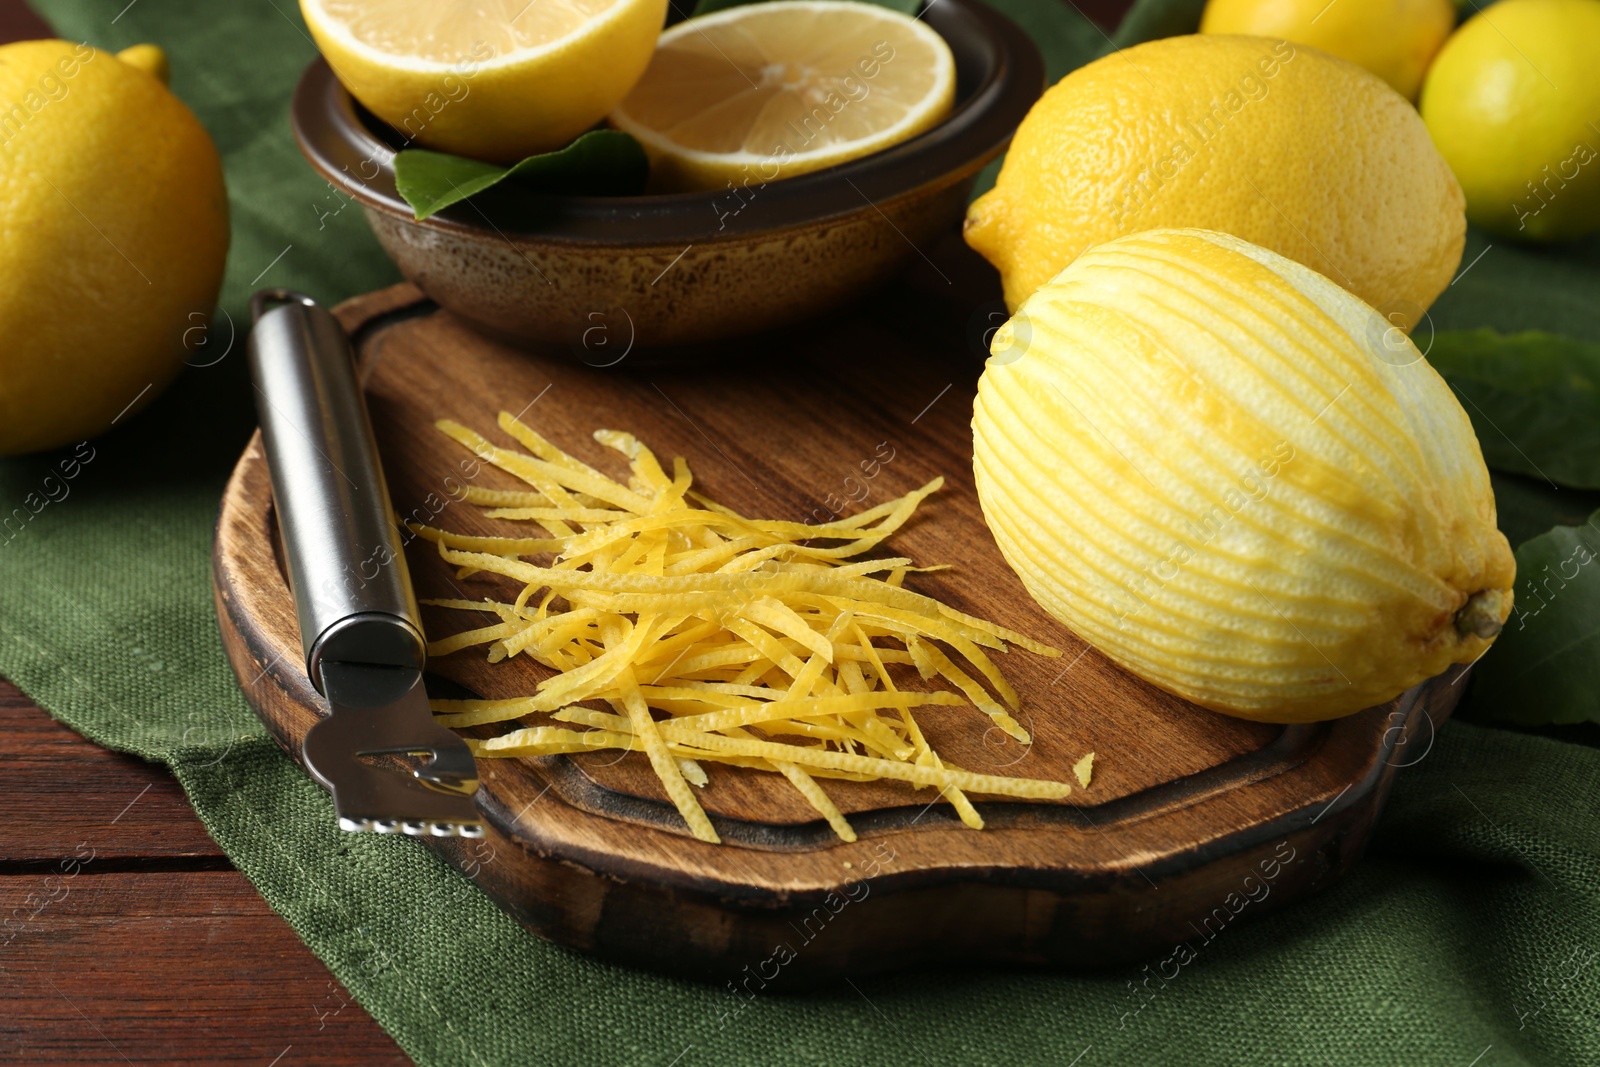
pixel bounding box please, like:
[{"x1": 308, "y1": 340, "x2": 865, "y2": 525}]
[
  {"x1": 417, "y1": 413, "x2": 1069, "y2": 844},
  {"x1": 1074, "y1": 752, "x2": 1095, "y2": 789}
]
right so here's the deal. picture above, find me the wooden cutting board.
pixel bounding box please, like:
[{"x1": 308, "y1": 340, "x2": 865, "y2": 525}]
[{"x1": 213, "y1": 273, "x2": 1463, "y2": 985}]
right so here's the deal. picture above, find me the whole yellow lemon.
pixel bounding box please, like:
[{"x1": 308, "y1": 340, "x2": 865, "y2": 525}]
[
  {"x1": 0, "y1": 41, "x2": 229, "y2": 456},
  {"x1": 1200, "y1": 0, "x2": 1456, "y2": 100},
  {"x1": 1420, "y1": 0, "x2": 1600, "y2": 242},
  {"x1": 965, "y1": 35, "x2": 1465, "y2": 326}
]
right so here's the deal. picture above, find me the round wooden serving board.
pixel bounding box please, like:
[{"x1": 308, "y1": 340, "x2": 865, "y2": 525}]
[{"x1": 213, "y1": 282, "x2": 1465, "y2": 985}]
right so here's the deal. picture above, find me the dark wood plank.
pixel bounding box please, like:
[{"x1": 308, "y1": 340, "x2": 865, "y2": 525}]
[
  {"x1": 0, "y1": 684, "x2": 222, "y2": 865},
  {"x1": 0, "y1": 684, "x2": 409, "y2": 1063},
  {"x1": 0, "y1": 870, "x2": 409, "y2": 1065}
]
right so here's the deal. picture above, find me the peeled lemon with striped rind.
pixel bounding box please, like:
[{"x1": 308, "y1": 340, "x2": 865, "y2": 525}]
[{"x1": 972, "y1": 229, "x2": 1515, "y2": 723}]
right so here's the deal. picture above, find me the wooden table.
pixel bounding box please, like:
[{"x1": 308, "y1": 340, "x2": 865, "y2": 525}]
[
  {"x1": 0, "y1": 0, "x2": 1130, "y2": 1060},
  {"x1": 0, "y1": 680, "x2": 409, "y2": 1064}
]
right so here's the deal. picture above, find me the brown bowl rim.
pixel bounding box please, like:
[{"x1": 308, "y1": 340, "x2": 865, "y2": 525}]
[{"x1": 289, "y1": 0, "x2": 1045, "y2": 247}]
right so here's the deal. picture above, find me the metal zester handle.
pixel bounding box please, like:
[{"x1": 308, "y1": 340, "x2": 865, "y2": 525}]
[{"x1": 246, "y1": 290, "x2": 425, "y2": 690}]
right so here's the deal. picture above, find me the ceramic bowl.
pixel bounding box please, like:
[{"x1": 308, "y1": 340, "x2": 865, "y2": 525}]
[{"x1": 290, "y1": 0, "x2": 1043, "y2": 357}]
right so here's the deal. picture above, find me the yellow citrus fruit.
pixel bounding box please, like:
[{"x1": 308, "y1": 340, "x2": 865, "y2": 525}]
[
  {"x1": 1420, "y1": 0, "x2": 1600, "y2": 242},
  {"x1": 0, "y1": 41, "x2": 229, "y2": 456},
  {"x1": 973, "y1": 229, "x2": 1514, "y2": 723},
  {"x1": 301, "y1": 0, "x2": 669, "y2": 164},
  {"x1": 609, "y1": 0, "x2": 955, "y2": 192},
  {"x1": 965, "y1": 35, "x2": 1465, "y2": 327},
  {"x1": 1200, "y1": 0, "x2": 1456, "y2": 100}
]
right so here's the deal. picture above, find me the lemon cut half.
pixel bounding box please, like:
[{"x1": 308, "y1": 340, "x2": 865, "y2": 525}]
[
  {"x1": 301, "y1": 0, "x2": 668, "y2": 163},
  {"x1": 610, "y1": 0, "x2": 955, "y2": 191}
]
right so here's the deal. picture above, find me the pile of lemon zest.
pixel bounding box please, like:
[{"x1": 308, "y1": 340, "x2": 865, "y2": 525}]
[
  {"x1": 426, "y1": 620, "x2": 524, "y2": 658},
  {"x1": 617, "y1": 662, "x2": 718, "y2": 843},
  {"x1": 420, "y1": 416, "x2": 1074, "y2": 843},
  {"x1": 906, "y1": 637, "x2": 1028, "y2": 744}
]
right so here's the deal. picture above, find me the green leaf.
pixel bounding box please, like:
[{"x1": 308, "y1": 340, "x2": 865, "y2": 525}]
[
  {"x1": 1459, "y1": 509, "x2": 1600, "y2": 725},
  {"x1": 1107, "y1": 0, "x2": 1206, "y2": 49},
  {"x1": 1428, "y1": 229, "x2": 1600, "y2": 342},
  {"x1": 1490, "y1": 470, "x2": 1600, "y2": 549},
  {"x1": 392, "y1": 130, "x2": 648, "y2": 220},
  {"x1": 692, "y1": 0, "x2": 920, "y2": 14},
  {"x1": 1429, "y1": 328, "x2": 1600, "y2": 489}
]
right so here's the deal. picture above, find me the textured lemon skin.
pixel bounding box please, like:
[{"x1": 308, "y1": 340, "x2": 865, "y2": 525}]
[
  {"x1": 1420, "y1": 0, "x2": 1600, "y2": 242},
  {"x1": 972, "y1": 229, "x2": 1515, "y2": 723},
  {"x1": 301, "y1": 0, "x2": 668, "y2": 164},
  {"x1": 0, "y1": 41, "x2": 229, "y2": 456},
  {"x1": 1200, "y1": 0, "x2": 1455, "y2": 100},
  {"x1": 965, "y1": 36, "x2": 1465, "y2": 322}
]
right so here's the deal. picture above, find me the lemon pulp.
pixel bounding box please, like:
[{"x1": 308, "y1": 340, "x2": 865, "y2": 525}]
[
  {"x1": 301, "y1": 0, "x2": 667, "y2": 162},
  {"x1": 610, "y1": 0, "x2": 955, "y2": 191}
]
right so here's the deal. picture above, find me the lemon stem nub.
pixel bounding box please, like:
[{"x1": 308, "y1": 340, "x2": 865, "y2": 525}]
[
  {"x1": 1455, "y1": 590, "x2": 1507, "y2": 640},
  {"x1": 115, "y1": 44, "x2": 169, "y2": 86}
]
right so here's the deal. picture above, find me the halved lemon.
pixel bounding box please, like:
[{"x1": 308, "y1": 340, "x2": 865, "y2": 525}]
[
  {"x1": 609, "y1": 0, "x2": 956, "y2": 192},
  {"x1": 301, "y1": 0, "x2": 668, "y2": 163}
]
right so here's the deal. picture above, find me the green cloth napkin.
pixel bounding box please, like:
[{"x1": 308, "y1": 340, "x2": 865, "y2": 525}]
[{"x1": 8, "y1": 1, "x2": 1600, "y2": 1063}]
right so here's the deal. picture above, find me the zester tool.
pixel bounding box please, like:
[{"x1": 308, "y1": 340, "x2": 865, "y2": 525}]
[{"x1": 248, "y1": 290, "x2": 482, "y2": 838}]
